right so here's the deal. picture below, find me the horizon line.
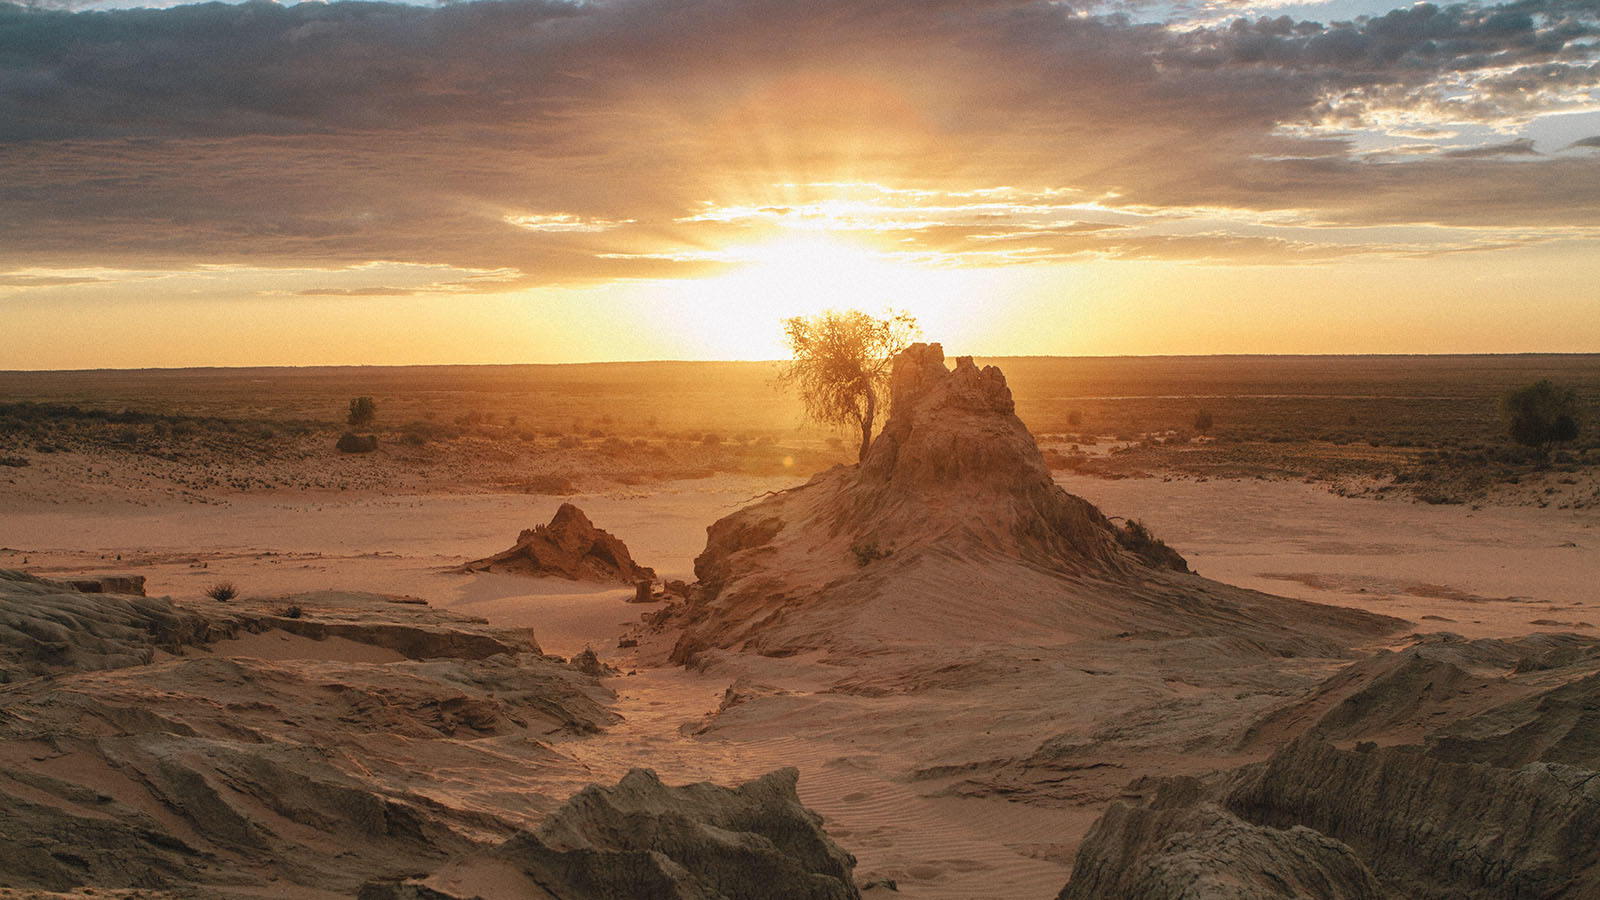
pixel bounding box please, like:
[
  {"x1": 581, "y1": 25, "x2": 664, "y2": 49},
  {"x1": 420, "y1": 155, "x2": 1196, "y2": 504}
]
[{"x1": 4, "y1": 350, "x2": 1600, "y2": 376}]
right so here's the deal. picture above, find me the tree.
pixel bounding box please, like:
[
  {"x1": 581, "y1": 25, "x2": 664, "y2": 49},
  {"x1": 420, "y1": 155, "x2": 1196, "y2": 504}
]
[
  {"x1": 348, "y1": 396, "x2": 377, "y2": 427},
  {"x1": 1500, "y1": 379, "x2": 1580, "y2": 460},
  {"x1": 1193, "y1": 409, "x2": 1214, "y2": 435},
  {"x1": 780, "y1": 309, "x2": 920, "y2": 462}
]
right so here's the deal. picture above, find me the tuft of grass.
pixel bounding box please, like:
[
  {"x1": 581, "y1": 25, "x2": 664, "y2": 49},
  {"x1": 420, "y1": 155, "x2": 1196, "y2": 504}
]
[
  {"x1": 851, "y1": 539, "x2": 892, "y2": 567},
  {"x1": 206, "y1": 582, "x2": 238, "y2": 602}
]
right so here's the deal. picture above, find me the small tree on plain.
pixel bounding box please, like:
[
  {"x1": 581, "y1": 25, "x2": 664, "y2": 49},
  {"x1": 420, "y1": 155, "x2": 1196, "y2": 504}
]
[
  {"x1": 1193, "y1": 409, "x2": 1214, "y2": 435},
  {"x1": 348, "y1": 396, "x2": 377, "y2": 427},
  {"x1": 780, "y1": 309, "x2": 920, "y2": 462},
  {"x1": 1500, "y1": 379, "x2": 1581, "y2": 461}
]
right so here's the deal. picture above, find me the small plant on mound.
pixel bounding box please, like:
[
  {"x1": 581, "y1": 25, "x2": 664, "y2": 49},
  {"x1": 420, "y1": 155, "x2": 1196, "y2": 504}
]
[
  {"x1": 0, "y1": 454, "x2": 29, "y2": 467},
  {"x1": 206, "y1": 582, "x2": 238, "y2": 601},
  {"x1": 1115, "y1": 519, "x2": 1189, "y2": 572},
  {"x1": 281, "y1": 603, "x2": 303, "y2": 619},
  {"x1": 336, "y1": 432, "x2": 378, "y2": 453},
  {"x1": 851, "y1": 538, "x2": 892, "y2": 566}
]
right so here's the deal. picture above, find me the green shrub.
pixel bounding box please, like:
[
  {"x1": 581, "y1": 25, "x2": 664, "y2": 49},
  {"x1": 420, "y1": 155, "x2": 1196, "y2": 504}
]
[
  {"x1": 1501, "y1": 380, "x2": 1581, "y2": 459},
  {"x1": 348, "y1": 396, "x2": 377, "y2": 426}
]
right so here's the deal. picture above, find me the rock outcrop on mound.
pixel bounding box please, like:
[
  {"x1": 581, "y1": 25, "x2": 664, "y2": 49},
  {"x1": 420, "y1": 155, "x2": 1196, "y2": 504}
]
[
  {"x1": 459, "y1": 503, "x2": 656, "y2": 584},
  {"x1": 364, "y1": 767, "x2": 859, "y2": 900},
  {"x1": 61, "y1": 574, "x2": 147, "y2": 596},
  {"x1": 667, "y1": 344, "x2": 1397, "y2": 662},
  {"x1": 0, "y1": 582, "x2": 618, "y2": 896},
  {"x1": 1058, "y1": 632, "x2": 1600, "y2": 900},
  {"x1": 0, "y1": 569, "x2": 216, "y2": 680}
]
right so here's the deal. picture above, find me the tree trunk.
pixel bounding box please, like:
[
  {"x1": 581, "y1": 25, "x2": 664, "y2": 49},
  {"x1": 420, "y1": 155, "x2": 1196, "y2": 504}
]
[{"x1": 857, "y1": 385, "x2": 877, "y2": 462}]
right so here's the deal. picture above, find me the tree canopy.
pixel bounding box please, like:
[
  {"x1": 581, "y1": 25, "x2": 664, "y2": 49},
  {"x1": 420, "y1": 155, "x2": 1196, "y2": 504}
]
[
  {"x1": 1500, "y1": 379, "x2": 1581, "y2": 458},
  {"x1": 780, "y1": 309, "x2": 919, "y2": 462}
]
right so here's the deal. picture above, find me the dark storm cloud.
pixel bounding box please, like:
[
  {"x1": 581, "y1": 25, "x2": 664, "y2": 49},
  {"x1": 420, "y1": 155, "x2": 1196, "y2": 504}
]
[
  {"x1": 0, "y1": 0, "x2": 1596, "y2": 278},
  {"x1": 1168, "y1": 1, "x2": 1593, "y2": 73}
]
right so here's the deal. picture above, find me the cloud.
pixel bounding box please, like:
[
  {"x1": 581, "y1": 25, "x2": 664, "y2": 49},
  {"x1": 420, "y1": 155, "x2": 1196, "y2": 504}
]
[
  {"x1": 0, "y1": 0, "x2": 1595, "y2": 280},
  {"x1": 0, "y1": 272, "x2": 110, "y2": 287},
  {"x1": 294, "y1": 286, "x2": 419, "y2": 297},
  {"x1": 1442, "y1": 138, "x2": 1540, "y2": 157}
]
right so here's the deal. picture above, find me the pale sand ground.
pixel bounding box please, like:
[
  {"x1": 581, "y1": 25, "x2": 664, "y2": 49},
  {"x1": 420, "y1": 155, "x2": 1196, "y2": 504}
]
[
  {"x1": 1053, "y1": 474, "x2": 1600, "y2": 639},
  {"x1": 3, "y1": 473, "x2": 1597, "y2": 899}
]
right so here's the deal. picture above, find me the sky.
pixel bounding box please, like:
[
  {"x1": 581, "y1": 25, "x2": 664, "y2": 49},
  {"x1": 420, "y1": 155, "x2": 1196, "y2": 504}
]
[{"x1": 1, "y1": 0, "x2": 1597, "y2": 368}]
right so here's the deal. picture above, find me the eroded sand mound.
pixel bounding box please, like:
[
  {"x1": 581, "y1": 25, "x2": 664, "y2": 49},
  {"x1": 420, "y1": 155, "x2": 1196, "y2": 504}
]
[
  {"x1": 668, "y1": 344, "x2": 1393, "y2": 663},
  {"x1": 365, "y1": 767, "x2": 858, "y2": 900},
  {"x1": 1060, "y1": 632, "x2": 1600, "y2": 899},
  {"x1": 459, "y1": 502, "x2": 656, "y2": 584},
  {"x1": 0, "y1": 585, "x2": 617, "y2": 896}
]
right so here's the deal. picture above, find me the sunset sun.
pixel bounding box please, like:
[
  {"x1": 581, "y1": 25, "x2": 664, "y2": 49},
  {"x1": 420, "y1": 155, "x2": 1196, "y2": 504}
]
[{"x1": 656, "y1": 230, "x2": 979, "y2": 359}]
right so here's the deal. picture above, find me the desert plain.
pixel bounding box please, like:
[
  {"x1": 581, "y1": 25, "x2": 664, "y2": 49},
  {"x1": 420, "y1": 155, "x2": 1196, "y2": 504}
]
[{"x1": 2, "y1": 351, "x2": 1599, "y2": 900}]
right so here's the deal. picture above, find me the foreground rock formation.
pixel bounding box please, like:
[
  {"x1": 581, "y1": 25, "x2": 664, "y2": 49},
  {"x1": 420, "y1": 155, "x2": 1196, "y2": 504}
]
[
  {"x1": 459, "y1": 502, "x2": 656, "y2": 584},
  {"x1": 366, "y1": 768, "x2": 860, "y2": 900},
  {"x1": 1059, "y1": 632, "x2": 1600, "y2": 899},
  {"x1": 0, "y1": 571, "x2": 619, "y2": 896},
  {"x1": 0, "y1": 569, "x2": 215, "y2": 680},
  {"x1": 666, "y1": 344, "x2": 1395, "y2": 662}
]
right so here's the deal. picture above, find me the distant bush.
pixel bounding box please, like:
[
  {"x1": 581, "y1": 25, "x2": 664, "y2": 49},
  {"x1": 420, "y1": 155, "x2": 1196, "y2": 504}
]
[
  {"x1": 0, "y1": 455, "x2": 29, "y2": 468},
  {"x1": 1067, "y1": 410, "x2": 1083, "y2": 427},
  {"x1": 400, "y1": 421, "x2": 452, "y2": 446},
  {"x1": 1193, "y1": 409, "x2": 1214, "y2": 434},
  {"x1": 348, "y1": 396, "x2": 377, "y2": 427},
  {"x1": 701, "y1": 433, "x2": 724, "y2": 446},
  {"x1": 556, "y1": 435, "x2": 582, "y2": 449},
  {"x1": 336, "y1": 432, "x2": 378, "y2": 453},
  {"x1": 206, "y1": 582, "x2": 238, "y2": 602},
  {"x1": 521, "y1": 474, "x2": 575, "y2": 495},
  {"x1": 1501, "y1": 379, "x2": 1581, "y2": 460}
]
